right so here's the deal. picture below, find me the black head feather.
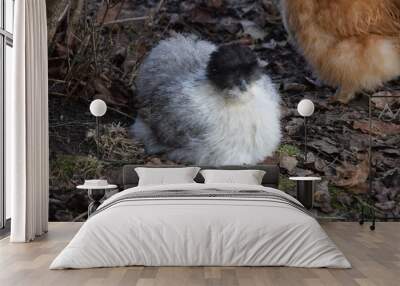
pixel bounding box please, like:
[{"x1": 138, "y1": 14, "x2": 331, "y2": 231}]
[{"x1": 207, "y1": 44, "x2": 262, "y2": 91}]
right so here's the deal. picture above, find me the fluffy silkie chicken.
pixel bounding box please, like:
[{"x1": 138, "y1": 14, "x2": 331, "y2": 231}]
[
  {"x1": 132, "y1": 35, "x2": 281, "y2": 166},
  {"x1": 279, "y1": 0, "x2": 400, "y2": 103}
]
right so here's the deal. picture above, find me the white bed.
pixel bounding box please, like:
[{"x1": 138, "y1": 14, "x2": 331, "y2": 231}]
[{"x1": 50, "y1": 183, "x2": 351, "y2": 269}]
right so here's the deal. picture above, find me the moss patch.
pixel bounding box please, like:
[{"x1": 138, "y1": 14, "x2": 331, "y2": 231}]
[
  {"x1": 279, "y1": 175, "x2": 297, "y2": 193},
  {"x1": 50, "y1": 155, "x2": 103, "y2": 191},
  {"x1": 278, "y1": 144, "x2": 302, "y2": 158}
]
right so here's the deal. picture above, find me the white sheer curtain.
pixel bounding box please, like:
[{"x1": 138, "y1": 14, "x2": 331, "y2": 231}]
[{"x1": 7, "y1": 0, "x2": 49, "y2": 242}]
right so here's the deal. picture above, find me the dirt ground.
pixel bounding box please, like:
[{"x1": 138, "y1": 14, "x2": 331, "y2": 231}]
[{"x1": 47, "y1": 0, "x2": 400, "y2": 221}]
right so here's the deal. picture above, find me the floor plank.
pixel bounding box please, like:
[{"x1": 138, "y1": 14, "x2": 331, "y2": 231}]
[{"x1": 0, "y1": 222, "x2": 399, "y2": 286}]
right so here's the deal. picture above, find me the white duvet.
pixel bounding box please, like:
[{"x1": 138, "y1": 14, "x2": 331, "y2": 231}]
[{"x1": 50, "y1": 183, "x2": 351, "y2": 269}]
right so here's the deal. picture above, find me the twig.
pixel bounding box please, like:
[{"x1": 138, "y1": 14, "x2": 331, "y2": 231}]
[
  {"x1": 107, "y1": 106, "x2": 135, "y2": 120},
  {"x1": 155, "y1": 0, "x2": 166, "y2": 15},
  {"x1": 91, "y1": 24, "x2": 98, "y2": 76},
  {"x1": 58, "y1": 3, "x2": 70, "y2": 23},
  {"x1": 101, "y1": 16, "x2": 149, "y2": 26},
  {"x1": 84, "y1": 0, "x2": 88, "y2": 32},
  {"x1": 66, "y1": 5, "x2": 71, "y2": 71},
  {"x1": 68, "y1": 31, "x2": 83, "y2": 43},
  {"x1": 49, "y1": 79, "x2": 67, "y2": 83},
  {"x1": 64, "y1": 34, "x2": 91, "y2": 82},
  {"x1": 50, "y1": 91, "x2": 68, "y2": 97},
  {"x1": 50, "y1": 122, "x2": 93, "y2": 128},
  {"x1": 97, "y1": 0, "x2": 111, "y2": 27},
  {"x1": 110, "y1": 0, "x2": 126, "y2": 28},
  {"x1": 49, "y1": 56, "x2": 68, "y2": 61},
  {"x1": 146, "y1": 0, "x2": 166, "y2": 25}
]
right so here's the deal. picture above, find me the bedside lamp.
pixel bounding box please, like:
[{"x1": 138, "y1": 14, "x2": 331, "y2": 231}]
[
  {"x1": 297, "y1": 99, "x2": 315, "y2": 163},
  {"x1": 90, "y1": 99, "x2": 107, "y2": 158}
]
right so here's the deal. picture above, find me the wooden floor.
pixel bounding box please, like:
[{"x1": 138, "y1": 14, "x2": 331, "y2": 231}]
[{"x1": 0, "y1": 222, "x2": 399, "y2": 286}]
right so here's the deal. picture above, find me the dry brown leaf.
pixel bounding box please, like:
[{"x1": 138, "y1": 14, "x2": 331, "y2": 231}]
[
  {"x1": 283, "y1": 82, "x2": 307, "y2": 92},
  {"x1": 55, "y1": 43, "x2": 69, "y2": 57},
  {"x1": 280, "y1": 155, "x2": 298, "y2": 173},
  {"x1": 371, "y1": 91, "x2": 400, "y2": 110},
  {"x1": 94, "y1": 93, "x2": 127, "y2": 107},
  {"x1": 236, "y1": 36, "x2": 255, "y2": 46},
  {"x1": 93, "y1": 78, "x2": 112, "y2": 97},
  {"x1": 308, "y1": 139, "x2": 339, "y2": 155},
  {"x1": 207, "y1": 0, "x2": 223, "y2": 8},
  {"x1": 96, "y1": 2, "x2": 123, "y2": 24},
  {"x1": 334, "y1": 157, "x2": 369, "y2": 192},
  {"x1": 353, "y1": 120, "x2": 400, "y2": 137},
  {"x1": 92, "y1": 78, "x2": 128, "y2": 107},
  {"x1": 189, "y1": 7, "x2": 217, "y2": 24},
  {"x1": 263, "y1": 152, "x2": 279, "y2": 165}
]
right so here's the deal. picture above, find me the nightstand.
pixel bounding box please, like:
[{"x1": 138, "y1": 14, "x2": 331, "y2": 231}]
[
  {"x1": 77, "y1": 184, "x2": 118, "y2": 216},
  {"x1": 289, "y1": 177, "x2": 321, "y2": 209}
]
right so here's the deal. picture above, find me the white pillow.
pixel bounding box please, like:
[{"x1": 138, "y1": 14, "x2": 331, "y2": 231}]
[
  {"x1": 200, "y1": 169, "x2": 266, "y2": 185},
  {"x1": 135, "y1": 167, "x2": 200, "y2": 186}
]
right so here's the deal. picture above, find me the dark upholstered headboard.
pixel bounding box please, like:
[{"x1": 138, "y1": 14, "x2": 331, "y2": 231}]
[{"x1": 122, "y1": 165, "x2": 280, "y2": 189}]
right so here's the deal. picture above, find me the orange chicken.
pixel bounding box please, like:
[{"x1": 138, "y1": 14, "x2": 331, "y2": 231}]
[{"x1": 279, "y1": 0, "x2": 400, "y2": 103}]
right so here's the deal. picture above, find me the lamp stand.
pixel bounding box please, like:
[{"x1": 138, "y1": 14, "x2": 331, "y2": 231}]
[
  {"x1": 304, "y1": 116, "x2": 307, "y2": 163},
  {"x1": 96, "y1": 116, "x2": 100, "y2": 159}
]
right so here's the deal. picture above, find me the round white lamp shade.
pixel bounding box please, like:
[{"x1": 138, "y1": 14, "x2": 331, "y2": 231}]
[
  {"x1": 90, "y1": 99, "x2": 107, "y2": 117},
  {"x1": 297, "y1": 99, "x2": 315, "y2": 117}
]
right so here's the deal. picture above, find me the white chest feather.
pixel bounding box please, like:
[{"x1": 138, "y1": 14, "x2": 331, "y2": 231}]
[{"x1": 185, "y1": 76, "x2": 282, "y2": 165}]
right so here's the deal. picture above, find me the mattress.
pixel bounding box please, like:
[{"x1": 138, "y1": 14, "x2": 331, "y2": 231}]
[{"x1": 50, "y1": 183, "x2": 351, "y2": 269}]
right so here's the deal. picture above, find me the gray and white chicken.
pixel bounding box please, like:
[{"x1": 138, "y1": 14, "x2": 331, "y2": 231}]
[{"x1": 132, "y1": 34, "x2": 281, "y2": 166}]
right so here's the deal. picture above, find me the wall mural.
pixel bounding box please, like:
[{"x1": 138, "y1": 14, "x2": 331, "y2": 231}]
[{"x1": 47, "y1": 0, "x2": 400, "y2": 221}]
